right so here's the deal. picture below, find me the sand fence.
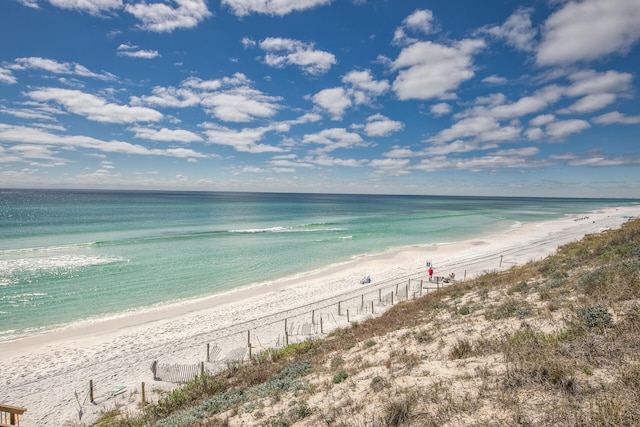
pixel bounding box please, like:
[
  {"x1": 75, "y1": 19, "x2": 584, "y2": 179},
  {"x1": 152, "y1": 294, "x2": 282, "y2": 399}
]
[{"x1": 147, "y1": 272, "x2": 453, "y2": 387}]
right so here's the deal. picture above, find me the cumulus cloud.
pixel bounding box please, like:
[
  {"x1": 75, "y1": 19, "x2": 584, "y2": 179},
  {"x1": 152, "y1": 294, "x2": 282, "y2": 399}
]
[
  {"x1": 430, "y1": 102, "x2": 452, "y2": 116},
  {"x1": 560, "y1": 93, "x2": 617, "y2": 114},
  {"x1": 480, "y1": 8, "x2": 537, "y2": 52},
  {"x1": 0, "y1": 124, "x2": 207, "y2": 159},
  {"x1": 310, "y1": 69, "x2": 390, "y2": 119},
  {"x1": 136, "y1": 73, "x2": 282, "y2": 123},
  {"x1": 369, "y1": 158, "x2": 411, "y2": 176},
  {"x1": 0, "y1": 68, "x2": 17, "y2": 84},
  {"x1": 593, "y1": 111, "x2": 640, "y2": 125},
  {"x1": 26, "y1": 87, "x2": 163, "y2": 123},
  {"x1": 129, "y1": 126, "x2": 204, "y2": 143},
  {"x1": 47, "y1": 0, "x2": 122, "y2": 16},
  {"x1": 565, "y1": 69, "x2": 633, "y2": 97},
  {"x1": 259, "y1": 37, "x2": 336, "y2": 75},
  {"x1": 11, "y1": 57, "x2": 116, "y2": 80},
  {"x1": 363, "y1": 114, "x2": 404, "y2": 137},
  {"x1": 311, "y1": 87, "x2": 352, "y2": 120},
  {"x1": 302, "y1": 128, "x2": 368, "y2": 153},
  {"x1": 117, "y1": 43, "x2": 161, "y2": 59},
  {"x1": 391, "y1": 39, "x2": 485, "y2": 100},
  {"x1": 428, "y1": 115, "x2": 521, "y2": 144},
  {"x1": 222, "y1": 0, "x2": 332, "y2": 16},
  {"x1": 546, "y1": 119, "x2": 591, "y2": 138},
  {"x1": 202, "y1": 124, "x2": 287, "y2": 153},
  {"x1": 201, "y1": 113, "x2": 317, "y2": 153},
  {"x1": 125, "y1": 0, "x2": 212, "y2": 33},
  {"x1": 537, "y1": 0, "x2": 640, "y2": 65},
  {"x1": 393, "y1": 9, "x2": 436, "y2": 45}
]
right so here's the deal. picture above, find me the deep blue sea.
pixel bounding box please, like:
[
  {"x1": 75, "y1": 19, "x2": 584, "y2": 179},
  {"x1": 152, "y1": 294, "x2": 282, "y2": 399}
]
[{"x1": 0, "y1": 189, "x2": 635, "y2": 342}]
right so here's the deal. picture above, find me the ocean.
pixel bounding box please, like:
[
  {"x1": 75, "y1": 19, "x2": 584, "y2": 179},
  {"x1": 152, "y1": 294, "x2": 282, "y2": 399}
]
[{"x1": 0, "y1": 189, "x2": 635, "y2": 342}]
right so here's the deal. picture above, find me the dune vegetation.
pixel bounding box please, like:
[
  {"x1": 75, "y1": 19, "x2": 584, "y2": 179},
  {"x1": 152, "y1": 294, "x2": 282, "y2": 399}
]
[{"x1": 91, "y1": 217, "x2": 640, "y2": 427}]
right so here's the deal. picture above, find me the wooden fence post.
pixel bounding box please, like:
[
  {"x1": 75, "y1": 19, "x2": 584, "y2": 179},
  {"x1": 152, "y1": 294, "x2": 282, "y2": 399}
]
[
  {"x1": 141, "y1": 382, "x2": 146, "y2": 403},
  {"x1": 89, "y1": 379, "x2": 94, "y2": 403},
  {"x1": 200, "y1": 362, "x2": 204, "y2": 377},
  {"x1": 338, "y1": 301, "x2": 341, "y2": 316},
  {"x1": 371, "y1": 300, "x2": 374, "y2": 314},
  {"x1": 347, "y1": 309, "x2": 350, "y2": 323},
  {"x1": 206, "y1": 343, "x2": 210, "y2": 362},
  {"x1": 379, "y1": 288, "x2": 382, "y2": 302},
  {"x1": 500, "y1": 255, "x2": 503, "y2": 267},
  {"x1": 391, "y1": 292, "x2": 394, "y2": 305},
  {"x1": 420, "y1": 279, "x2": 423, "y2": 296},
  {"x1": 285, "y1": 319, "x2": 289, "y2": 346},
  {"x1": 320, "y1": 317, "x2": 324, "y2": 334},
  {"x1": 312, "y1": 309, "x2": 315, "y2": 325}
]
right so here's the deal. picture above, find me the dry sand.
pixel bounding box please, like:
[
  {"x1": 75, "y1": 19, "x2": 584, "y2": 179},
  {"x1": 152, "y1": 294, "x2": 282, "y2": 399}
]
[{"x1": 0, "y1": 205, "x2": 636, "y2": 426}]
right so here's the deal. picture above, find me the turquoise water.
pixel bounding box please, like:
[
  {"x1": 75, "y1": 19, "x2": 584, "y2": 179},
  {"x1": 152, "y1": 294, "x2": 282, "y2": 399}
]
[{"x1": 0, "y1": 189, "x2": 635, "y2": 341}]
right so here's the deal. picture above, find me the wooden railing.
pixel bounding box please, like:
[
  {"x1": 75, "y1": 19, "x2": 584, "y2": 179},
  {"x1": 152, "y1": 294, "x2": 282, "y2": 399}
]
[{"x1": 0, "y1": 404, "x2": 26, "y2": 426}]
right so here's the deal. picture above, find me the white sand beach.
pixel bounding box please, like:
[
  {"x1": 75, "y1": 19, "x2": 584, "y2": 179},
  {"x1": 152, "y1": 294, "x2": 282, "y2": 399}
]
[{"x1": 0, "y1": 205, "x2": 637, "y2": 426}]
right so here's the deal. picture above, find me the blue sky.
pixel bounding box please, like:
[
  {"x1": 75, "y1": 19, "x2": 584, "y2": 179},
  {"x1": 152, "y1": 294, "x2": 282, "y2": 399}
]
[{"x1": 1, "y1": 0, "x2": 639, "y2": 197}]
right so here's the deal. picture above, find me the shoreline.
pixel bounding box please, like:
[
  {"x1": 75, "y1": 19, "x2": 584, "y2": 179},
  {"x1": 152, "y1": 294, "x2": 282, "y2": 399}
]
[{"x1": 0, "y1": 205, "x2": 637, "y2": 426}]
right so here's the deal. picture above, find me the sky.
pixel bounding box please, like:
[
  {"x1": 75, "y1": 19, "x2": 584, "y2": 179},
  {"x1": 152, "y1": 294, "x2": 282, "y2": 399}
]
[{"x1": 1, "y1": 0, "x2": 639, "y2": 198}]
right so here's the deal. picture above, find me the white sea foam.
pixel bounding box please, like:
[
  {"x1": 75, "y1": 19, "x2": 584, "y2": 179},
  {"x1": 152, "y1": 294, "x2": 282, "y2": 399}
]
[{"x1": 0, "y1": 254, "x2": 126, "y2": 276}]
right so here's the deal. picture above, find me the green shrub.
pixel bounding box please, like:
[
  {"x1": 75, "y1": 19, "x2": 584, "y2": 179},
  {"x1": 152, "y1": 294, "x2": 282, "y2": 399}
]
[
  {"x1": 576, "y1": 305, "x2": 613, "y2": 328},
  {"x1": 333, "y1": 370, "x2": 348, "y2": 384}
]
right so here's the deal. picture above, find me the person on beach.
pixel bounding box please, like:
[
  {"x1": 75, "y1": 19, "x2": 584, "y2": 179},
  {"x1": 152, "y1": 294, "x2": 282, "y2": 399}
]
[{"x1": 428, "y1": 266, "x2": 434, "y2": 282}]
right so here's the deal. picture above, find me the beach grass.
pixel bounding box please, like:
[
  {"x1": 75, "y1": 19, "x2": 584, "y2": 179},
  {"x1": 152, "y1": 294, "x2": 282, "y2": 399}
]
[{"x1": 91, "y1": 217, "x2": 640, "y2": 426}]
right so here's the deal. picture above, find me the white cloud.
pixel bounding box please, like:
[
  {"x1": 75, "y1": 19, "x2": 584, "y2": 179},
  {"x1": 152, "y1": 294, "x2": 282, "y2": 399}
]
[
  {"x1": 47, "y1": 0, "x2": 122, "y2": 16},
  {"x1": 537, "y1": 0, "x2": 640, "y2": 65},
  {"x1": 429, "y1": 115, "x2": 521, "y2": 144},
  {"x1": 129, "y1": 126, "x2": 203, "y2": 143},
  {"x1": 125, "y1": 0, "x2": 212, "y2": 33},
  {"x1": 26, "y1": 87, "x2": 163, "y2": 123},
  {"x1": 560, "y1": 93, "x2": 617, "y2": 114},
  {"x1": 259, "y1": 37, "x2": 336, "y2": 75},
  {"x1": 593, "y1": 111, "x2": 640, "y2": 125},
  {"x1": 0, "y1": 68, "x2": 17, "y2": 84},
  {"x1": 482, "y1": 75, "x2": 507, "y2": 85},
  {"x1": 137, "y1": 74, "x2": 282, "y2": 122},
  {"x1": 481, "y1": 8, "x2": 537, "y2": 52},
  {"x1": 430, "y1": 102, "x2": 451, "y2": 116},
  {"x1": 11, "y1": 57, "x2": 116, "y2": 80},
  {"x1": 525, "y1": 127, "x2": 544, "y2": 140},
  {"x1": 202, "y1": 124, "x2": 287, "y2": 153},
  {"x1": 546, "y1": 119, "x2": 591, "y2": 138},
  {"x1": 369, "y1": 158, "x2": 411, "y2": 176},
  {"x1": 311, "y1": 87, "x2": 352, "y2": 120},
  {"x1": 565, "y1": 69, "x2": 632, "y2": 97},
  {"x1": 117, "y1": 44, "x2": 161, "y2": 59},
  {"x1": 529, "y1": 114, "x2": 556, "y2": 127},
  {"x1": 303, "y1": 128, "x2": 368, "y2": 153},
  {"x1": 201, "y1": 87, "x2": 281, "y2": 122},
  {"x1": 424, "y1": 139, "x2": 495, "y2": 156},
  {"x1": 222, "y1": 0, "x2": 332, "y2": 16},
  {"x1": 455, "y1": 85, "x2": 563, "y2": 121},
  {"x1": 306, "y1": 154, "x2": 366, "y2": 168},
  {"x1": 342, "y1": 70, "x2": 390, "y2": 100},
  {"x1": 393, "y1": 9, "x2": 436, "y2": 45},
  {"x1": 391, "y1": 39, "x2": 485, "y2": 100},
  {"x1": 0, "y1": 124, "x2": 207, "y2": 159},
  {"x1": 363, "y1": 114, "x2": 404, "y2": 137}
]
